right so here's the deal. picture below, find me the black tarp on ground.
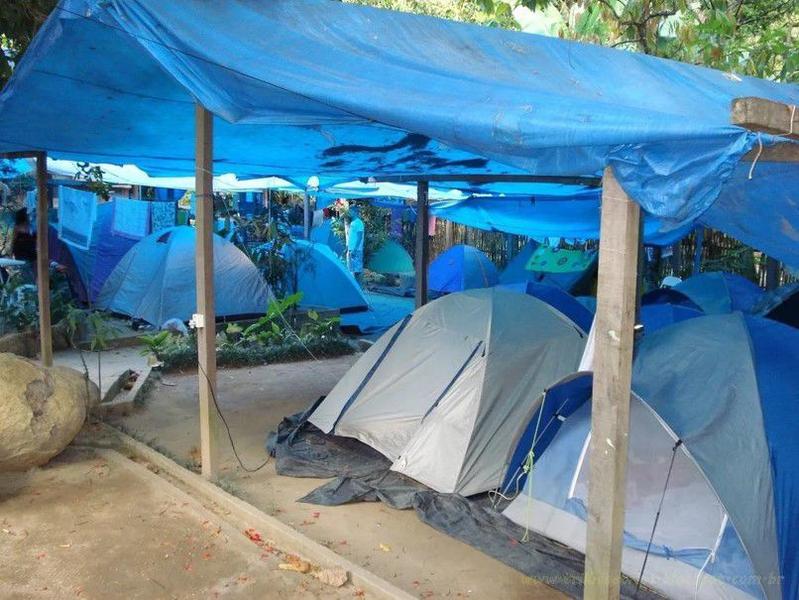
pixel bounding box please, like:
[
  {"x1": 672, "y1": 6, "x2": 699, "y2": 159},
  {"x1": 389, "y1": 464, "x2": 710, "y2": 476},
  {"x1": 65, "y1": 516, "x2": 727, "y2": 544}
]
[{"x1": 267, "y1": 406, "x2": 663, "y2": 600}]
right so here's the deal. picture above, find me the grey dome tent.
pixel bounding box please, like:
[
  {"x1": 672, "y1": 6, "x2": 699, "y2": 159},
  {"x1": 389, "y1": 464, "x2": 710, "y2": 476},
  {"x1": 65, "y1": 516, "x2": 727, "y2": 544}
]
[
  {"x1": 500, "y1": 313, "x2": 799, "y2": 600},
  {"x1": 310, "y1": 287, "x2": 586, "y2": 496},
  {"x1": 97, "y1": 226, "x2": 273, "y2": 326}
]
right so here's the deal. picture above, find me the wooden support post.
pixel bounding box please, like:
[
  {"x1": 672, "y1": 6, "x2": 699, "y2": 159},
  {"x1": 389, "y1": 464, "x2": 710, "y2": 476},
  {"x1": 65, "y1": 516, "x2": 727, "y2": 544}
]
[
  {"x1": 584, "y1": 167, "x2": 641, "y2": 600},
  {"x1": 34, "y1": 152, "x2": 52, "y2": 367},
  {"x1": 195, "y1": 104, "x2": 219, "y2": 480},
  {"x1": 303, "y1": 191, "x2": 311, "y2": 240},
  {"x1": 415, "y1": 181, "x2": 430, "y2": 309},
  {"x1": 693, "y1": 226, "x2": 705, "y2": 275}
]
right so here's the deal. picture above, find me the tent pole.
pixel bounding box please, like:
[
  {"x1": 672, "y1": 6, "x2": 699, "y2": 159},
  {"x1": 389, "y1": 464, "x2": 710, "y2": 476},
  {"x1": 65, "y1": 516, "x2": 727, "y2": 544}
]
[
  {"x1": 583, "y1": 166, "x2": 640, "y2": 600},
  {"x1": 195, "y1": 104, "x2": 219, "y2": 480},
  {"x1": 415, "y1": 181, "x2": 430, "y2": 308},
  {"x1": 34, "y1": 151, "x2": 52, "y2": 367}
]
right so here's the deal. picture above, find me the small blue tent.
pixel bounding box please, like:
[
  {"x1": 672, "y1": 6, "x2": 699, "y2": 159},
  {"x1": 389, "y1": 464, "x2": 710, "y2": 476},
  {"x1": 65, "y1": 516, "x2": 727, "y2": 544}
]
[
  {"x1": 501, "y1": 282, "x2": 593, "y2": 333},
  {"x1": 673, "y1": 271, "x2": 763, "y2": 314},
  {"x1": 97, "y1": 226, "x2": 272, "y2": 325},
  {"x1": 500, "y1": 241, "x2": 597, "y2": 294},
  {"x1": 501, "y1": 313, "x2": 799, "y2": 600},
  {"x1": 428, "y1": 245, "x2": 498, "y2": 294},
  {"x1": 281, "y1": 240, "x2": 367, "y2": 313}
]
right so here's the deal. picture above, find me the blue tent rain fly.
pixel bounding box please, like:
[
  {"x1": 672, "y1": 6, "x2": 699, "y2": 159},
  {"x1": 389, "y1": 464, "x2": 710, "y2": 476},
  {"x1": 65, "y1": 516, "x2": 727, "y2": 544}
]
[
  {"x1": 280, "y1": 239, "x2": 368, "y2": 313},
  {"x1": 501, "y1": 313, "x2": 799, "y2": 600},
  {"x1": 97, "y1": 226, "x2": 272, "y2": 326},
  {"x1": 428, "y1": 245, "x2": 498, "y2": 294},
  {"x1": 673, "y1": 271, "x2": 764, "y2": 314}
]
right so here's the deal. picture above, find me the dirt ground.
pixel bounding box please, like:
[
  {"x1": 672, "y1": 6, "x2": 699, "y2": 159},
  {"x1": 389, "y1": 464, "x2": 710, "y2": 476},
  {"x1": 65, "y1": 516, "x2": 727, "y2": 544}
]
[
  {"x1": 0, "y1": 446, "x2": 350, "y2": 600},
  {"x1": 106, "y1": 356, "x2": 565, "y2": 600}
]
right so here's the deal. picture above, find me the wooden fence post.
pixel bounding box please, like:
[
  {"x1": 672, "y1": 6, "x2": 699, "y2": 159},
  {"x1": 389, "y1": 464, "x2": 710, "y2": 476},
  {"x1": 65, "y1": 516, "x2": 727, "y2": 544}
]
[{"x1": 583, "y1": 166, "x2": 641, "y2": 600}]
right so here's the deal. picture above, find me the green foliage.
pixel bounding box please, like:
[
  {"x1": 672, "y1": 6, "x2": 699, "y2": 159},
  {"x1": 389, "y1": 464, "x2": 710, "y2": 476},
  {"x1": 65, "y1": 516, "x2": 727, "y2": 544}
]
[
  {"x1": 0, "y1": 269, "x2": 74, "y2": 335},
  {"x1": 300, "y1": 309, "x2": 342, "y2": 342},
  {"x1": 0, "y1": 0, "x2": 57, "y2": 88},
  {"x1": 74, "y1": 163, "x2": 113, "y2": 201},
  {"x1": 142, "y1": 292, "x2": 352, "y2": 371},
  {"x1": 236, "y1": 211, "x2": 294, "y2": 293},
  {"x1": 331, "y1": 201, "x2": 391, "y2": 264},
  {"x1": 240, "y1": 292, "x2": 303, "y2": 345},
  {"x1": 138, "y1": 330, "x2": 172, "y2": 357}
]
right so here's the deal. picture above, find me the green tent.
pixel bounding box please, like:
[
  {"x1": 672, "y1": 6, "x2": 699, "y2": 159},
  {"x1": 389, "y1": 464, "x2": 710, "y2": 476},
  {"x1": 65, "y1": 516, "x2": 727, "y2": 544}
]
[{"x1": 368, "y1": 240, "x2": 414, "y2": 275}]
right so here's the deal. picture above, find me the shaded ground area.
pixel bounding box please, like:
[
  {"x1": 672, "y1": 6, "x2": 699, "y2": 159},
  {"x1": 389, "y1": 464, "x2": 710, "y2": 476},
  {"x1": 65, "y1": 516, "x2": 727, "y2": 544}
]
[
  {"x1": 0, "y1": 447, "x2": 349, "y2": 600},
  {"x1": 108, "y1": 356, "x2": 565, "y2": 599}
]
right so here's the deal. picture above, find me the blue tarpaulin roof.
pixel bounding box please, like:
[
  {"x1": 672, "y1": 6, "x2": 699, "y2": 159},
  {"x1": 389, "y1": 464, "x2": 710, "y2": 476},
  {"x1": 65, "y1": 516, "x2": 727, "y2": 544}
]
[{"x1": 1, "y1": 1, "x2": 798, "y2": 262}]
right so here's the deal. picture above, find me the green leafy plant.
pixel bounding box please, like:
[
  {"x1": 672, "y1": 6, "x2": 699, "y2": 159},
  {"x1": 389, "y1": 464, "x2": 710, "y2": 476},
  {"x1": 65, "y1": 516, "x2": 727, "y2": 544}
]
[
  {"x1": 241, "y1": 292, "x2": 303, "y2": 344},
  {"x1": 138, "y1": 330, "x2": 172, "y2": 357},
  {"x1": 300, "y1": 309, "x2": 342, "y2": 342},
  {"x1": 75, "y1": 163, "x2": 113, "y2": 201}
]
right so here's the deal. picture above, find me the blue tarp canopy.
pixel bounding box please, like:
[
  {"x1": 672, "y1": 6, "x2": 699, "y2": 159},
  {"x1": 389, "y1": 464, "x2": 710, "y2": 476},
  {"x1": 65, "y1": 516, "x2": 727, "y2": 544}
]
[{"x1": 1, "y1": 1, "x2": 798, "y2": 262}]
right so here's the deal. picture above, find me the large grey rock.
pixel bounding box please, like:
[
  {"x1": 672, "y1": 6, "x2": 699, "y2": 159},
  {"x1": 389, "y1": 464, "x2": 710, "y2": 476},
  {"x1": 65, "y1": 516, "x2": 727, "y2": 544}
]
[{"x1": 0, "y1": 353, "x2": 99, "y2": 471}]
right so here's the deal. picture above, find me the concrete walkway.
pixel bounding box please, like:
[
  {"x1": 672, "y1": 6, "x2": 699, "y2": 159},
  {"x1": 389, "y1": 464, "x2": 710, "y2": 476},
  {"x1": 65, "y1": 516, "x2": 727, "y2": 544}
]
[{"x1": 54, "y1": 345, "x2": 150, "y2": 403}]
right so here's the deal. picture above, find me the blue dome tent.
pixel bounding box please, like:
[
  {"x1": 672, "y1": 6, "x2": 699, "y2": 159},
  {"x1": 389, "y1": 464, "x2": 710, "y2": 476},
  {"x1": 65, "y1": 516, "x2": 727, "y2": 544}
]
[
  {"x1": 281, "y1": 240, "x2": 367, "y2": 313},
  {"x1": 641, "y1": 286, "x2": 703, "y2": 312},
  {"x1": 97, "y1": 226, "x2": 272, "y2": 326},
  {"x1": 673, "y1": 271, "x2": 763, "y2": 314},
  {"x1": 638, "y1": 303, "x2": 702, "y2": 334},
  {"x1": 501, "y1": 313, "x2": 799, "y2": 600},
  {"x1": 501, "y1": 282, "x2": 593, "y2": 333},
  {"x1": 428, "y1": 244, "x2": 498, "y2": 294},
  {"x1": 499, "y1": 241, "x2": 597, "y2": 294}
]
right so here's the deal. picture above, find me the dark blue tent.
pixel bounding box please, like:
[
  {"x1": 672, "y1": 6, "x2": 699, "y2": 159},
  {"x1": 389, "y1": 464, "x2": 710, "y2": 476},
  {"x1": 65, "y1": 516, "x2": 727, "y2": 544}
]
[
  {"x1": 753, "y1": 282, "x2": 799, "y2": 329},
  {"x1": 428, "y1": 245, "x2": 498, "y2": 294},
  {"x1": 674, "y1": 271, "x2": 763, "y2": 314},
  {"x1": 502, "y1": 314, "x2": 799, "y2": 600},
  {"x1": 641, "y1": 287, "x2": 703, "y2": 312}
]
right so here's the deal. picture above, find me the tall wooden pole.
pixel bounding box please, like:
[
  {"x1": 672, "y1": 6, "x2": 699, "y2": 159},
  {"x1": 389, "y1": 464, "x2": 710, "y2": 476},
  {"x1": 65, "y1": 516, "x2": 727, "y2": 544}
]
[
  {"x1": 34, "y1": 151, "x2": 52, "y2": 367},
  {"x1": 415, "y1": 181, "x2": 430, "y2": 309},
  {"x1": 195, "y1": 104, "x2": 219, "y2": 480},
  {"x1": 583, "y1": 167, "x2": 640, "y2": 600}
]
